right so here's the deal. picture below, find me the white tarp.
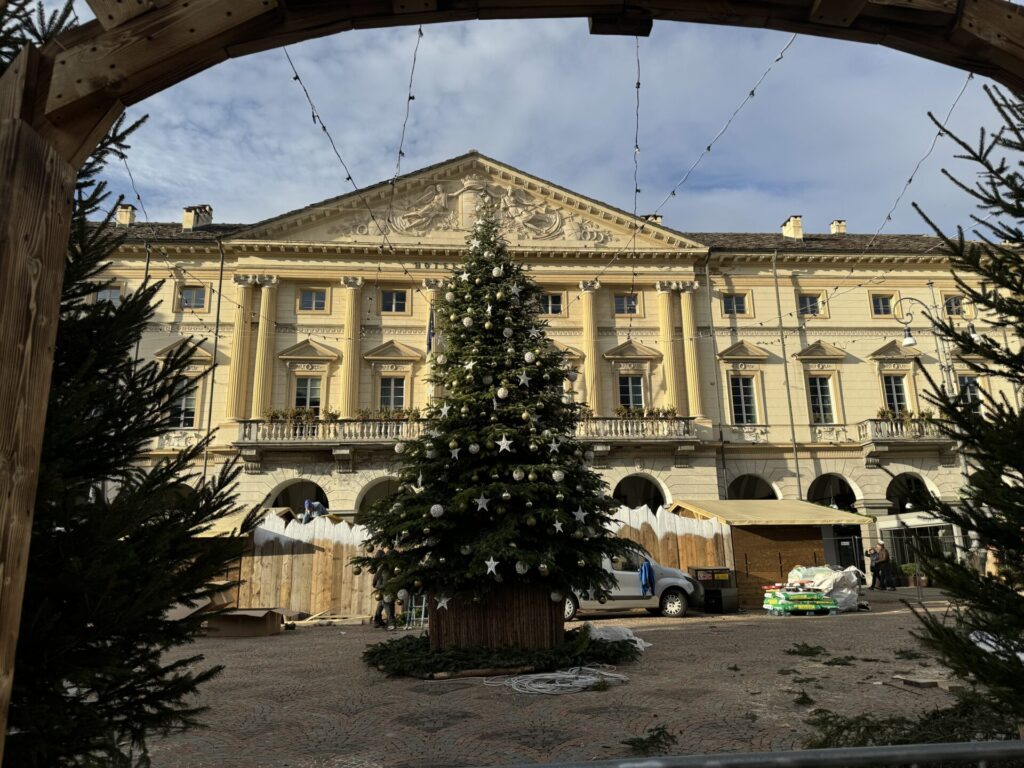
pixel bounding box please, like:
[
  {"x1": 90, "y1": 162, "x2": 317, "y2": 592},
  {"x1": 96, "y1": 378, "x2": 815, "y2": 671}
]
[{"x1": 787, "y1": 565, "x2": 864, "y2": 612}]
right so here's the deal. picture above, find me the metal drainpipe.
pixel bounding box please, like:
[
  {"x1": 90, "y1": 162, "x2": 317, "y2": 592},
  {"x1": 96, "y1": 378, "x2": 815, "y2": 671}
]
[
  {"x1": 703, "y1": 254, "x2": 729, "y2": 495},
  {"x1": 202, "y1": 240, "x2": 228, "y2": 481},
  {"x1": 771, "y1": 250, "x2": 803, "y2": 499}
]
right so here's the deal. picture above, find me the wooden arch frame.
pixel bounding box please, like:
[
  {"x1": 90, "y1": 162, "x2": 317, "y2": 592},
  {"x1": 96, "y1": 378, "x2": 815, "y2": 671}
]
[{"x1": 3, "y1": 0, "x2": 1024, "y2": 752}]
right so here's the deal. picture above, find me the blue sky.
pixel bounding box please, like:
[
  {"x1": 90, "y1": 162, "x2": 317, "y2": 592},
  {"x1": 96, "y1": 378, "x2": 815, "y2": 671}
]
[{"x1": 75, "y1": 6, "x2": 1004, "y2": 235}]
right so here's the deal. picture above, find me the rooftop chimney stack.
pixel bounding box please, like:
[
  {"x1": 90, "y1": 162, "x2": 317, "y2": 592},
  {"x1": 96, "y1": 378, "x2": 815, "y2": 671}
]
[
  {"x1": 830, "y1": 219, "x2": 847, "y2": 235},
  {"x1": 643, "y1": 214, "x2": 663, "y2": 224},
  {"x1": 182, "y1": 204, "x2": 213, "y2": 231},
  {"x1": 115, "y1": 203, "x2": 136, "y2": 227},
  {"x1": 781, "y1": 215, "x2": 803, "y2": 240}
]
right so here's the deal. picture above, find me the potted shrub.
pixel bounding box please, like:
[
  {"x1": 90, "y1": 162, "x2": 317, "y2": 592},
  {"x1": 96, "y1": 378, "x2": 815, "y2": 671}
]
[{"x1": 900, "y1": 562, "x2": 928, "y2": 587}]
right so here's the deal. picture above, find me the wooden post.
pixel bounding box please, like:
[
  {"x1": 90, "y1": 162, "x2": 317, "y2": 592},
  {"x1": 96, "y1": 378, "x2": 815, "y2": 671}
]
[
  {"x1": 427, "y1": 585, "x2": 565, "y2": 651},
  {"x1": 0, "y1": 48, "x2": 78, "y2": 762}
]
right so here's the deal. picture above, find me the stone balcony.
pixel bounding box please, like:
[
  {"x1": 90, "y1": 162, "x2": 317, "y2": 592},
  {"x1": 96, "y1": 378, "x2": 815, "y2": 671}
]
[
  {"x1": 234, "y1": 416, "x2": 699, "y2": 472},
  {"x1": 855, "y1": 418, "x2": 955, "y2": 467}
]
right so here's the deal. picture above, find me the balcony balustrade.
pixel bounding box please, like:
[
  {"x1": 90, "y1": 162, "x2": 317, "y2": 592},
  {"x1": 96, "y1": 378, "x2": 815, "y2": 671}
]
[
  {"x1": 235, "y1": 416, "x2": 696, "y2": 446},
  {"x1": 856, "y1": 418, "x2": 948, "y2": 442}
]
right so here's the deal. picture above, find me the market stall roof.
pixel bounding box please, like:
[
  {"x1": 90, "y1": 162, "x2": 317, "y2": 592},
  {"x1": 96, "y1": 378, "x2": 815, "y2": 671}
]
[{"x1": 668, "y1": 499, "x2": 868, "y2": 526}]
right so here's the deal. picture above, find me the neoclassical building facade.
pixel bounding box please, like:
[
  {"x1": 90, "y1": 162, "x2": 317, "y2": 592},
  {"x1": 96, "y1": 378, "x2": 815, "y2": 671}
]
[{"x1": 104, "y1": 151, "x2": 1005, "y2": 568}]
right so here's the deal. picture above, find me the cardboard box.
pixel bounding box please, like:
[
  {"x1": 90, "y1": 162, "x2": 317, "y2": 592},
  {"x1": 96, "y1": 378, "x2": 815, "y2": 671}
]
[{"x1": 205, "y1": 609, "x2": 283, "y2": 637}]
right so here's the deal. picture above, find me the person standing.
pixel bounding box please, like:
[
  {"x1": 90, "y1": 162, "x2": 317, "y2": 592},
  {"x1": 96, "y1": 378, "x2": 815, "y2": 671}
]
[
  {"x1": 865, "y1": 545, "x2": 881, "y2": 589},
  {"x1": 875, "y1": 541, "x2": 896, "y2": 590},
  {"x1": 371, "y1": 561, "x2": 396, "y2": 630}
]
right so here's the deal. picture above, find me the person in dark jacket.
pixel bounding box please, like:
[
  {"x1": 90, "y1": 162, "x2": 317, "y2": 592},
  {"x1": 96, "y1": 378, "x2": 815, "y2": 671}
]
[{"x1": 371, "y1": 561, "x2": 396, "y2": 629}]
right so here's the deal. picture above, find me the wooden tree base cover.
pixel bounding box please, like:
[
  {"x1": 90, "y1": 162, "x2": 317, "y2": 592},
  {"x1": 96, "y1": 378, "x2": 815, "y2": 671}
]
[{"x1": 427, "y1": 585, "x2": 565, "y2": 651}]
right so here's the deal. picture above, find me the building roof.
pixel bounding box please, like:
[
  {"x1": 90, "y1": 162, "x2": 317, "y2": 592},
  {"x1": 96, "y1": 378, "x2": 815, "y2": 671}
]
[
  {"x1": 669, "y1": 499, "x2": 868, "y2": 526},
  {"x1": 683, "y1": 232, "x2": 948, "y2": 254},
  {"x1": 114, "y1": 222, "x2": 244, "y2": 242}
]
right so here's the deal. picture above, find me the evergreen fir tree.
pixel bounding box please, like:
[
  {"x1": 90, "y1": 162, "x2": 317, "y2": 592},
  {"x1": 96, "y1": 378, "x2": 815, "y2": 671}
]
[
  {"x1": 352, "y1": 216, "x2": 638, "y2": 650},
  {"x1": 3, "y1": 17, "x2": 256, "y2": 758},
  {"x1": 907, "y1": 85, "x2": 1024, "y2": 724}
]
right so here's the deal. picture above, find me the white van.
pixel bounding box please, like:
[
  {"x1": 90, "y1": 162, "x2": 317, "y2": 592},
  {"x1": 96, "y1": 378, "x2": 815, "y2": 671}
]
[{"x1": 564, "y1": 550, "x2": 704, "y2": 620}]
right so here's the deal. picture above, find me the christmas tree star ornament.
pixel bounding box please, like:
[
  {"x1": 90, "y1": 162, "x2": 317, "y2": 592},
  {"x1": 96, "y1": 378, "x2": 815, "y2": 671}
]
[
  {"x1": 464, "y1": 360, "x2": 476, "y2": 370},
  {"x1": 439, "y1": 403, "x2": 451, "y2": 418},
  {"x1": 451, "y1": 447, "x2": 461, "y2": 459},
  {"x1": 436, "y1": 595, "x2": 451, "y2": 609},
  {"x1": 460, "y1": 271, "x2": 471, "y2": 282},
  {"x1": 518, "y1": 371, "x2": 531, "y2": 386},
  {"x1": 574, "y1": 506, "x2": 588, "y2": 523},
  {"x1": 485, "y1": 557, "x2": 499, "y2": 575},
  {"x1": 548, "y1": 438, "x2": 561, "y2": 453},
  {"x1": 497, "y1": 434, "x2": 513, "y2": 452},
  {"x1": 528, "y1": 327, "x2": 542, "y2": 339},
  {"x1": 510, "y1": 284, "x2": 522, "y2": 296},
  {"x1": 475, "y1": 494, "x2": 490, "y2": 511}
]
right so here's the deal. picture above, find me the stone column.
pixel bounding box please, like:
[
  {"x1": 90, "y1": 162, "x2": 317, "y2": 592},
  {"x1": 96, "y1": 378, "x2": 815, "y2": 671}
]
[
  {"x1": 656, "y1": 281, "x2": 685, "y2": 414},
  {"x1": 339, "y1": 276, "x2": 364, "y2": 418},
  {"x1": 225, "y1": 275, "x2": 255, "y2": 420},
  {"x1": 579, "y1": 280, "x2": 603, "y2": 416},
  {"x1": 679, "y1": 282, "x2": 704, "y2": 418},
  {"x1": 249, "y1": 275, "x2": 279, "y2": 419},
  {"x1": 423, "y1": 278, "x2": 442, "y2": 404}
]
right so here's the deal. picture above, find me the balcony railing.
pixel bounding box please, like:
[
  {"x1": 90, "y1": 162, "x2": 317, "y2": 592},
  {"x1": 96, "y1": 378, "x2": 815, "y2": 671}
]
[
  {"x1": 236, "y1": 416, "x2": 696, "y2": 445},
  {"x1": 856, "y1": 418, "x2": 948, "y2": 442}
]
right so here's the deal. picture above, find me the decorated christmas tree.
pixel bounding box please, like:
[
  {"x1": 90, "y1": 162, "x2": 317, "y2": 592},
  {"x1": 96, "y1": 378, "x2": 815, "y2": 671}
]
[{"x1": 352, "y1": 216, "x2": 638, "y2": 650}]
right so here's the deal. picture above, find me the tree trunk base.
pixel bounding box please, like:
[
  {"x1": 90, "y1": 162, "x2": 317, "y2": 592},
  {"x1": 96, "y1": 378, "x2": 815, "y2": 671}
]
[{"x1": 427, "y1": 585, "x2": 564, "y2": 651}]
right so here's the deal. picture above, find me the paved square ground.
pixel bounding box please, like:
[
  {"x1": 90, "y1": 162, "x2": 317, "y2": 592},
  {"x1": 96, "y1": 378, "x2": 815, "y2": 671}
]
[{"x1": 149, "y1": 589, "x2": 954, "y2": 768}]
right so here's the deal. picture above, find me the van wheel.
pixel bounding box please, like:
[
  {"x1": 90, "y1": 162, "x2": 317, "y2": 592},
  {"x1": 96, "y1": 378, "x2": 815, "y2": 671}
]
[
  {"x1": 564, "y1": 595, "x2": 579, "y2": 621},
  {"x1": 660, "y1": 588, "x2": 688, "y2": 618}
]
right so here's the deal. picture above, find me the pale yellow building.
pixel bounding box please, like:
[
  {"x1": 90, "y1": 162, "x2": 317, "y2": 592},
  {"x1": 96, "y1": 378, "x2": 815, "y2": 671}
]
[{"x1": 104, "y1": 151, "x2": 1007, "y2": 570}]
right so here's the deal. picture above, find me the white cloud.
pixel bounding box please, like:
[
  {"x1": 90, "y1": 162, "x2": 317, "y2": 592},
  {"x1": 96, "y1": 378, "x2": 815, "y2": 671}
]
[{"x1": 95, "y1": 18, "x2": 1001, "y2": 236}]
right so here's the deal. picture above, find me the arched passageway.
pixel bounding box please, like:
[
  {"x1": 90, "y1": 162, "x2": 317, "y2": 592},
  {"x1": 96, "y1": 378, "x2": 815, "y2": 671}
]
[
  {"x1": 268, "y1": 480, "x2": 330, "y2": 517},
  {"x1": 612, "y1": 475, "x2": 665, "y2": 511},
  {"x1": 886, "y1": 473, "x2": 927, "y2": 516},
  {"x1": 356, "y1": 477, "x2": 401, "y2": 517},
  {"x1": 806, "y1": 474, "x2": 857, "y2": 510},
  {"x1": 727, "y1": 474, "x2": 778, "y2": 501}
]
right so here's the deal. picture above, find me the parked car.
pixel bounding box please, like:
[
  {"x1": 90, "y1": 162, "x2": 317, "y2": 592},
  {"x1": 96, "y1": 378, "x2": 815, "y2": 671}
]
[{"x1": 564, "y1": 550, "x2": 703, "y2": 620}]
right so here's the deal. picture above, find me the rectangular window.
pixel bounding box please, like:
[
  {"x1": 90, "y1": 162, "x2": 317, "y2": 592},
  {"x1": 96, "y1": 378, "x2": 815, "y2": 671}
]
[
  {"x1": 798, "y1": 294, "x2": 820, "y2": 316},
  {"x1": 883, "y1": 375, "x2": 908, "y2": 415},
  {"x1": 944, "y1": 295, "x2": 964, "y2": 317},
  {"x1": 96, "y1": 286, "x2": 122, "y2": 306},
  {"x1": 170, "y1": 385, "x2": 196, "y2": 428},
  {"x1": 618, "y1": 375, "x2": 643, "y2": 408},
  {"x1": 723, "y1": 293, "x2": 747, "y2": 316},
  {"x1": 381, "y1": 290, "x2": 407, "y2": 313},
  {"x1": 730, "y1": 375, "x2": 758, "y2": 424},
  {"x1": 807, "y1": 376, "x2": 835, "y2": 424},
  {"x1": 958, "y1": 374, "x2": 982, "y2": 414},
  {"x1": 871, "y1": 294, "x2": 893, "y2": 316},
  {"x1": 299, "y1": 288, "x2": 327, "y2": 312},
  {"x1": 614, "y1": 294, "x2": 638, "y2": 315},
  {"x1": 295, "y1": 377, "x2": 321, "y2": 416},
  {"x1": 179, "y1": 285, "x2": 206, "y2": 310},
  {"x1": 539, "y1": 293, "x2": 562, "y2": 315},
  {"x1": 380, "y1": 377, "x2": 405, "y2": 410}
]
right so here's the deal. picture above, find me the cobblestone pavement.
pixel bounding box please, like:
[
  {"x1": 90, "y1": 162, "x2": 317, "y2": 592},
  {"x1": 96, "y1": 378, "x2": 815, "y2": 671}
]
[{"x1": 149, "y1": 589, "x2": 954, "y2": 767}]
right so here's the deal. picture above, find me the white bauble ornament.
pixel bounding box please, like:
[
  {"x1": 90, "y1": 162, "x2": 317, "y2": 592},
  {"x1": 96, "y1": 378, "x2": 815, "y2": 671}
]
[
  {"x1": 482, "y1": 374, "x2": 493, "y2": 385},
  {"x1": 497, "y1": 387, "x2": 509, "y2": 399},
  {"x1": 502, "y1": 490, "x2": 512, "y2": 500},
  {"x1": 460, "y1": 545, "x2": 471, "y2": 555},
  {"x1": 550, "y1": 591, "x2": 564, "y2": 603},
  {"x1": 513, "y1": 468, "x2": 525, "y2": 481},
  {"x1": 552, "y1": 470, "x2": 566, "y2": 482},
  {"x1": 561, "y1": 395, "x2": 571, "y2": 404},
  {"x1": 538, "y1": 563, "x2": 550, "y2": 576},
  {"x1": 462, "y1": 316, "x2": 473, "y2": 327},
  {"x1": 397, "y1": 589, "x2": 410, "y2": 602},
  {"x1": 503, "y1": 327, "x2": 513, "y2": 339},
  {"x1": 515, "y1": 561, "x2": 529, "y2": 575},
  {"x1": 394, "y1": 442, "x2": 406, "y2": 454},
  {"x1": 524, "y1": 352, "x2": 536, "y2": 363},
  {"x1": 567, "y1": 370, "x2": 578, "y2": 382},
  {"x1": 430, "y1": 504, "x2": 445, "y2": 518},
  {"x1": 468, "y1": 443, "x2": 480, "y2": 454},
  {"x1": 445, "y1": 291, "x2": 455, "y2": 302},
  {"x1": 492, "y1": 266, "x2": 503, "y2": 278},
  {"x1": 584, "y1": 450, "x2": 595, "y2": 461},
  {"x1": 436, "y1": 354, "x2": 447, "y2": 365},
  {"x1": 426, "y1": 450, "x2": 437, "y2": 459}
]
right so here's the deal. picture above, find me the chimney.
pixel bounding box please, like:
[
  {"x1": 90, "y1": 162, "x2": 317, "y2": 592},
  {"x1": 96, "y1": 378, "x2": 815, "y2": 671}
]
[
  {"x1": 643, "y1": 214, "x2": 663, "y2": 224},
  {"x1": 830, "y1": 219, "x2": 847, "y2": 235},
  {"x1": 182, "y1": 204, "x2": 213, "y2": 231},
  {"x1": 781, "y1": 215, "x2": 803, "y2": 240},
  {"x1": 115, "y1": 203, "x2": 136, "y2": 227}
]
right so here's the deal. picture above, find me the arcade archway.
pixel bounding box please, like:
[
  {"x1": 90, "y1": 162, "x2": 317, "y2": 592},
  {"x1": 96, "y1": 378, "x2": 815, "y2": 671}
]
[
  {"x1": 612, "y1": 474, "x2": 666, "y2": 511},
  {"x1": 727, "y1": 474, "x2": 779, "y2": 501}
]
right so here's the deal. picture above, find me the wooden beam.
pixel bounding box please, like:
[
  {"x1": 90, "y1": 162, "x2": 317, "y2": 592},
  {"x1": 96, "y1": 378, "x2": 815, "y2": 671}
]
[
  {"x1": 810, "y1": 0, "x2": 869, "y2": 27},
  {"x1": 45, "y1": 0, "x2": 279, "y2": 120},
  {"x1": 0, "y1": 44, "x2": 77, "y2": 763},
  {"x1": 86, "y1": 0, "x2": 164, "y2": 31}
]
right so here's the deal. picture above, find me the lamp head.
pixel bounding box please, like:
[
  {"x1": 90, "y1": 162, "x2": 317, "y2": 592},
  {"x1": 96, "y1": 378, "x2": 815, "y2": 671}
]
[{"x1": 901, "y1": 327, "x2": 917, "y2": 347}]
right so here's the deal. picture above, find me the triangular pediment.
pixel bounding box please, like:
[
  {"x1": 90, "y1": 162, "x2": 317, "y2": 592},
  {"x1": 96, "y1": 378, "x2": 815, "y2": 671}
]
[
  {"x1": 363, "y1": 340, "x2": 424, "y2": 362},
  {"x1": 234, "y1": 152, "x2": 707, "y2": 252},
  {"x1": 154, "y1": 337, "x2": 213, "y2": 362},
  {"x1": 718, "y1": 339, "x2": 770, "y2": 361},
  {"x1": 794, "y1": 340, "x2": 847, "y2": 361},
  {"x1": 548, "y1": 339, "x2": 584, "y2": 361},
  {"x1": 869, "y1": 340, "x2": 922, "y2": 360},
  {"x1": 278, "y1": 339, "x2": 340, "y2": 361},
  {"x1": 604, "y1": 339, "x2": 662, "y2": 360}
]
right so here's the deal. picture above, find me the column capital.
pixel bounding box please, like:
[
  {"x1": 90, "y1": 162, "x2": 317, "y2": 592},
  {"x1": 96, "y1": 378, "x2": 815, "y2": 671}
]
[
  {"x1": 579, "y1": 279, "x2": 601, "y2": 293},
  {"x1": 655, "y1": 280, "x2": 677, "y2": 293},
  {"x1": 422, "y1": 278, "x2": 444, "y2": 290},
  {"x1": 233, "y1": 274, "x2": 257, "y2": 287},
  {"x1": 678, "y1": 279, "x2": 699, "y2": 293},
  {"x1": 255, "y1": 274, "x2": 278, "y2": 287},
  {"x1": 342, "y1": 276, "x2": 364, "y2": 288}
]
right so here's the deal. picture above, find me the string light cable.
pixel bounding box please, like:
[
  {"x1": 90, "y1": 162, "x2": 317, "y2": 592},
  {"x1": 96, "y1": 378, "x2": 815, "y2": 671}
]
[
  {"x1": 627, "y1": 35, "x2": 642, "y2": 340},
  {"x1": 482, "y1": 666, "x2": 628, "y2": 695}
]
